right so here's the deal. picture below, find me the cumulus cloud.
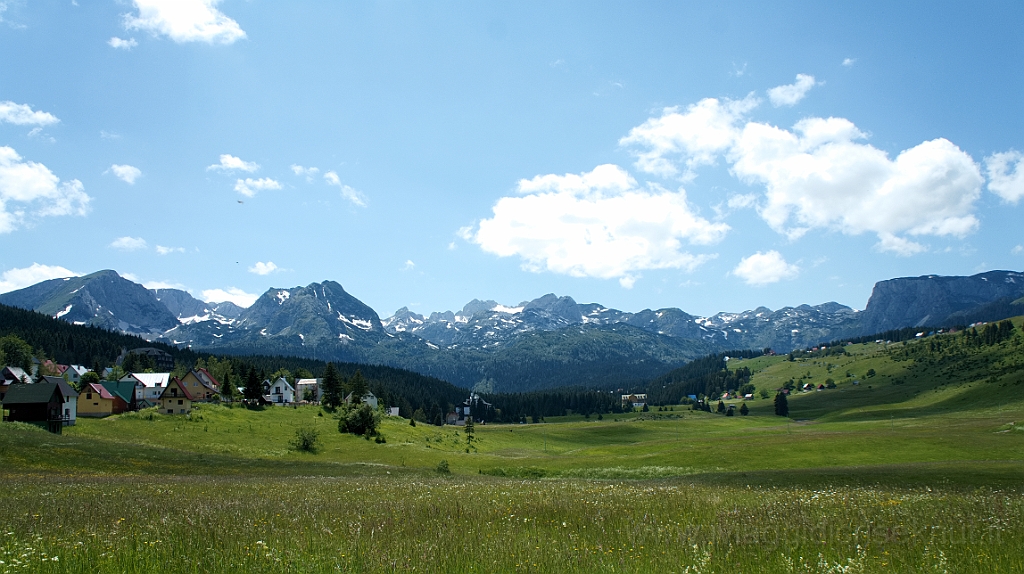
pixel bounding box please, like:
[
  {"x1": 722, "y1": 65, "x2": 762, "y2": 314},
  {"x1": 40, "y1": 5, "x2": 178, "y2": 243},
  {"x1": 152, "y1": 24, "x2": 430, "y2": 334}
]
[
  {"x1": 621, "y1": 91, "x2": 984, "y2": 254},
  {"x1": 290, "y1": 164, "x2": 319, "y2": 182},
  {"x1": 324, "y1": 171, "x2": 367, "y2": 206},
  {"x1": 155, "y1": 245, "x2": 184, "y2": 255},
  {"x1": 767, "y1": 74, "x2": 818, "y2": 107},
  {"x1": 207, "y1": 154, "x2": 258, "y2": 173},
  {"x1": 108, "y1": 37, "x2": 138, "y2": 49},
  {"x1": 842, "y1": 58, "x2": 856, "y2": 67},
  {"x1": 110, "y1": 236, "x2": 148, "y2": 251},
  {"x1": 731, "y1": 117, "x2": 983, "y2": 251},
  {"x1": 732, "y1": 251, "x2": 799, "y2": 285},
  {"x1": 110, "y1": 164, "x2": 142, "y2": 184},
  {"x1": 0, "y1": 146, "x2": 89, "y2": 232},
  {"x1": 0, "y1": 263, "x2": 79, "y2": 294},
  {"x1": 468, "y1": 164, "x2": 727, "y2": 286},
  {"x1": 620, "y1": 95, "x2": 758, "y2": 179},
  {"x1": 201, "y1": 287, "x2": 258, "y2": 307},
  {"x1": 985, "y1": 150, "x2": 1024, "y2": 203},
  {"x1": 0, "y1": 101, "x2": 59, "y2": 126},
  {"x1": 234, "y1": 178, "x2": 281, "y2": 197},
  {"x1": 124, "y1": 0, "x2": 246, "y2": 45},
  {"x1": 142, "y1": 280, "x2": 187, "y2": 290},
  {"x1": 248, "y1": 261, "x2": 277, "y2": 275}
]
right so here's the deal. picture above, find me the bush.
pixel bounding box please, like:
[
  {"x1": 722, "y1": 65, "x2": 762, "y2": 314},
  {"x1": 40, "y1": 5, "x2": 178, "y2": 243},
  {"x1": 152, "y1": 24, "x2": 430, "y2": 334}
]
[
  {"x1": 291, "y1": 426, "x2": 321, "y2": 453},
  {"x1": 436, "y1": 459, "x2": 450, "y2": 474},
  {"x1": 338, "y1": 403, "x2": 380, "y2": 437}
]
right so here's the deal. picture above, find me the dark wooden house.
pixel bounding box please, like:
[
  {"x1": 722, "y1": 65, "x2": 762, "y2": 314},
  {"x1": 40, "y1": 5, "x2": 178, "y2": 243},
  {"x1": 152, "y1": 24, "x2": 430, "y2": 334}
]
[{"x1": 1, "y1": 381, "x2": 72, "y2": 434}]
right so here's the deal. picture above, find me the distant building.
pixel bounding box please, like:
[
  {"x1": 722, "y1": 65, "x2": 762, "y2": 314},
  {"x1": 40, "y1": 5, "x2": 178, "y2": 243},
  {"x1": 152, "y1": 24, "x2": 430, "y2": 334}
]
[
  {"x1": 263, "y1": 377, "x2": 296, "y2": 405},
  {"x1": 294, "y1": 379, "x2": 322, "y2": 403},
  {"x1": 117, "y1": 347, "x2": 175, "y2": 371},
  {"x1": 621, "y1": 393, "x2": 648, "y2": 408}
]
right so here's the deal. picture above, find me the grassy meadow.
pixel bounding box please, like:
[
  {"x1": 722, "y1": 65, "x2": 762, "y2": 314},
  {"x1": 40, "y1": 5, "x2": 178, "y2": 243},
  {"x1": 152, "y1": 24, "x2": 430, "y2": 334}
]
[{"x1": 2, "y1": 325, "x2": 1024, "y2": 572}]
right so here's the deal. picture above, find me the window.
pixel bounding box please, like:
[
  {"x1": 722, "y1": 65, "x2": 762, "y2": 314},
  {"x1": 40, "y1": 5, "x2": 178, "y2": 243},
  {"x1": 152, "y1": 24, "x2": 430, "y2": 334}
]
[
  {"x1": 177, "y1": 399, "x2": 183, "y2": 405},
  {"x1": 167, "y1": 409, "x2": 173, "y2": 414},
  {"x1": 86, "y1": 393, "x2": 92, "y2": 399}
]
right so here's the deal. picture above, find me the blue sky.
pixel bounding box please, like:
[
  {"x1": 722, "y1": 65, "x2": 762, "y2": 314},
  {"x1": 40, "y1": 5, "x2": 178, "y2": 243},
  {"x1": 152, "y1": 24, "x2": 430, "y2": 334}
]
[{"x1": 1, "y1": 0, "x2": 1023, "y2": 318}]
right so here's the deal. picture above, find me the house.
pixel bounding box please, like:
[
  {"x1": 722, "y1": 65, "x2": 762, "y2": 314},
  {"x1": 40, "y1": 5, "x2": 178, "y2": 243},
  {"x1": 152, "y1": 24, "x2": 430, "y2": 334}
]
[
  {"x1": 78, "y1": 382, "x2": 132, "y2": 417},
  {"x1": 179, "y1": 369, "x2": 220, "y2": 402},
  {"x1": 1, "y1": 366, "x2": 31, "y2": 385},
  {"x1": 100, "y1": 381, "x2": 139, "y2": 411},
  {"x1": 343, "y1": 390, "x2": 377, "y2": 409},
  {"x1": 58, "y1": 365, "x2": 90, "y2": 387},
  {"x1": 1, "y1": 380, "x2": 77, "y2": 433},
  {"x1": 120, "y1": 372, "x2": 172, "y2": 403},
  {"x1": 117, "y1": 347, "x2": 175, "y2": 371},
  {"x1": 452, "y1": 393, "x2": 492, "y2": 424},
  {"x1": 621, "y1": 393, "x2": 648, "y2": 408},
  {"x1": 294, "y1": 378, "x2": 322, "y2": 403},
  {"x1": 39, "y1": 376, "x2": 79, "y2": 426},
  {"x1": 157, "y1": 378, "x2": 194, "y2": 415},
  {"x1": 387, "y1": 407, "x2": 400, "y2": 416},
  {"x1": 263, "y1": 377, "x2": 295, "y2": 405}
]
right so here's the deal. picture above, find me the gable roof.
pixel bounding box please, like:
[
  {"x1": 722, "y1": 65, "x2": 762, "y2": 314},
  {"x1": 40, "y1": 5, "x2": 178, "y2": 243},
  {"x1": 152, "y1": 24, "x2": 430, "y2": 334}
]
[
  {"x1": 2, "y1": 382, "x2": 63, "y2": 404},
  {"x1": 84, "y1": 382, "x2": 115, "y2": 400},
  {"x1": 100, "y1": 381, "x2": 136, "y2": 404},
  {"x1": 40, "y1": 376, "x2": 80, "y2": 398},
  {"x1": 122, "y1": 373, "x2": 171, "y2": 388},
  {"x1": 158, "y1": 378, "x2": 195, "y2": 401},
  {"x1": 1, "y1": 366, "x2": 30, "y2": 383}
]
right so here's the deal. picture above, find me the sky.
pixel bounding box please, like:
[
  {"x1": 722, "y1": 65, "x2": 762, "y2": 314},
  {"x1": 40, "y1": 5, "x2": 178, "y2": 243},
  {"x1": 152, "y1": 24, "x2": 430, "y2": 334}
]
[{"x1": 1, "y1": 0, "x2": 1023, "y2": 319}]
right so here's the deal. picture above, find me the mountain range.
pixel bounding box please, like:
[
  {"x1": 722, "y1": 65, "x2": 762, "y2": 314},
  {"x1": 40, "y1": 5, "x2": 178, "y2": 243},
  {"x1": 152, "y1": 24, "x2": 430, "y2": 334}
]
[{"x1": 2, "y1": 269, "x2": 1023, "y2": 392}]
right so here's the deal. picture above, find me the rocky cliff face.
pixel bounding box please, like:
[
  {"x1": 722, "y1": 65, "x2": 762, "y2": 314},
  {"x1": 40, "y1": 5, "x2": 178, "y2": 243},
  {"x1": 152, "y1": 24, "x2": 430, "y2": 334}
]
[{"x1": 858, "y1": 270, "x2": 1024, "y2": 333}]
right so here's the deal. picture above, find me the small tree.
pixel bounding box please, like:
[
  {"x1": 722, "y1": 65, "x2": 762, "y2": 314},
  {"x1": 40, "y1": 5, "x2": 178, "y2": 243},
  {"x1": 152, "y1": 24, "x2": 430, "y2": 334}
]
[
  {"x1": 409, "y1": 417, "x2": 416, "y2": 427},
  {"x1": 220, "y1": 371, "x2": 236, "y2": 402},
  {"x1": 865, "y1": 368, "x2": 876, "y2": 378},
  {"x1": 774, "y1": 392, "x2": 789, "y2": 417},
  {"x1": 464, "y1": 417, "x2": 475, "y2": 447},
  {"x1": 79, "y1": 371, "x2": 100, "y2": 389},
  {"x1": 338, "y1": 403, "x2": 379, "y2": 437},
  {"x1": 321, "y1": 362, "x2": 344, "y2": 409},
  {"x1": 347, "y1": 370, "x2": 368, "y2": 404},
  {"x1": 716, "y1": 400, "x2": 726, "y2": 414},
  {"x1": 739, "y1": 402, "x2": 749, "y2": 416},
  {"x1": 242, "y1": 367, "x2": 263, "y2": 406}
]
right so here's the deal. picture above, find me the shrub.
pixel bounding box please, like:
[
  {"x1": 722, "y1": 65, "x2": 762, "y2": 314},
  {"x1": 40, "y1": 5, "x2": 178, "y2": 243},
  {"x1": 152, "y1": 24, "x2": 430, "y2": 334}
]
[
  {"x1": 338, "y1": 403, "x2": 380, "y2": 437},
  {"x1": 436, "y1": 459, "x2": 450, "y2": 474},
  {"x1": 291, "y1": 426, "x2": 321, "y2": 453}
]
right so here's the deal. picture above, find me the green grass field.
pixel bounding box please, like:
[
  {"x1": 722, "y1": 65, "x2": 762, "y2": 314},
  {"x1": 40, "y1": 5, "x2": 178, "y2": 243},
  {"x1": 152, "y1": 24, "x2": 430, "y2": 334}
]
[{"x1": 2, "y1": 327, "x2": 1023, "y2": 572}]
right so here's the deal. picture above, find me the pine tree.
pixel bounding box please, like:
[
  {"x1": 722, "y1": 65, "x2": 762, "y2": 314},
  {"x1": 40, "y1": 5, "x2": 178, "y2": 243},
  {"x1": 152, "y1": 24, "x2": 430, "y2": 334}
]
[
  {"x1": 716, "y1": 400, "x2": 726, "y2": 414},
  {"x1": 321, "y1": 362, "x2": 343, "y2": 409},
  {"x1": 739, "y1": 402, "x2": 749, "y2": 416},
  {"x1": 243, "y1": 367, "x2": 263, "y2": 406},
  {"x1": 347, "y1": 369, "x2": 368, "y2": 404},
  {"x1": 220, "y1": 371, "x2": 236, "y2": 402},
  {"x1": 774, "y1": 392, "x2": 789, "y2": 417}
]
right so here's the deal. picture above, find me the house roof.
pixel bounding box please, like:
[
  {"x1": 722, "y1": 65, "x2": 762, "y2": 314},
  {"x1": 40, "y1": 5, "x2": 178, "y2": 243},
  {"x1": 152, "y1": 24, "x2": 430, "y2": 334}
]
[
  {"x1": 122, "y1": 373, "x2": 171, "y2": 387},
  {"x1": 99, "y1": 381, "x2": 135, "y2": 404},
  {"x1": 2, "y1": 382, "x2": 63, "y2": 405},
  {"x1": 84, "y1": 382, "x2": 115, "y2": 400},
  {"x1": 40, "y1": 376, "x2": 79, "y2": 398},
  {"x1": 268, "y1": 377, "x2": 295, "y2": 391},
  {"x1": 158, "y1": 378, "x2": 195, "y2": 401},
  {"x1": 2, "y1": 366, "x2": 29, "y2": 383}
]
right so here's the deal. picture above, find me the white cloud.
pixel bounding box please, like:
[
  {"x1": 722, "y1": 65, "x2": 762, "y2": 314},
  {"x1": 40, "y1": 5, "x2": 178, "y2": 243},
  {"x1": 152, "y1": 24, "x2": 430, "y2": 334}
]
[
  {"x1": 619, "y1": 95, "x2": 758, "y2": 179},
  {"x1": 108, "y1": 37, "x2": 138, "y2": 49},
  {"x1": 726, "y1": 194, "x2": 757, "y2": 209},
  {"x1": 324, "y1": 171, "x2": 367, "y2": 206},
  {"x1": 402, "y1": 260, "x2": 415, "y2": 271},
  {"x1": 874, "y1": 233, "x2": 927, "y2": 257},
  {"x1": 248, "y1": 261, "x2": 277, "y2": 275},
  {"x1": 142, "y1": 280, "x2": 187, "y2": 290},
  {"x1": 290, "y1": 164, "x2": 319, "y2": 182},
  {"x1": 767, "y1": 74, "x2": 818, "y2": 107},
  {"x1": 985, "y1": 150, "x2": 1024, "y2": 203},
  {"x1": 0, "y1": 146, "x2": 89, "y2": 232},
  {"x1": 1012, "y1": 245, "x2": 1024, "y2": 255},
  {"x1": 201, "y1": 287, "x2": 258, "y2": 307},
  {"x1": 0, "y1": 101, "x2": 59, "y2": 126},
  {"x1": 155, "y1": 245, "x2": 184, "y2": 255},
  {"x1": 100, "y1": 130, "x2": 121, "y2": 140},
  {"x1": 207, "y1": 154, "x2": 259, "y2": 173},
  {"x1": 0, "y1": 263, "x2": 79, "y2": 294},
  {"x1": 110, "y1": 236, "x2": 148, "y2": 251},
  {"x1": 842, "y1": 58, "x2": 856, "y2": 67},
  {"x1": 234, "y1": 177, "x2": 281, "y2": 197},
  {"x1": 731, "y1": 117, "x2": 983, "y2": 247},
  {"x1": 110, "y1": 164, "x2": 142, "y2": 184},
  {"x1": 732, "y1": 251, "x2": 799, "y2": 285},
  {"x1": 124, "y1": 0, "x2": 246, "y2": 45},
  {"x1": 468, "y1": 164, "x2": 727, "y2": 285}
]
